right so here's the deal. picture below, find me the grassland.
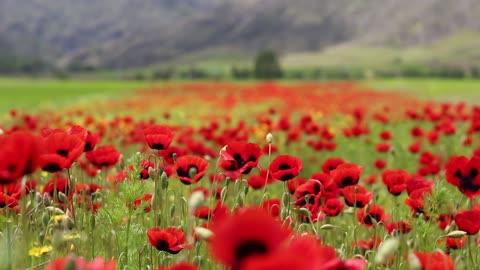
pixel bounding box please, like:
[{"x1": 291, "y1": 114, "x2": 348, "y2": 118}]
[
  {"x1": 364, "y1": 78, "x2": 480, "y2": 102},
  {"x1": 0, "y1": 77, "x2": 152, "y2": 112}
]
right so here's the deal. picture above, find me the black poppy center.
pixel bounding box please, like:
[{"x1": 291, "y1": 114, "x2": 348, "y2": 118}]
[
  {"x1": 84, "y1": 142, "x2": 93, "y2": 152},
  {"x1": 152, "y1": 143, "x2": 165, "y2": 150},
  {"x1": 43, "y1": 163, "x2": 62, "y2": 173},
  {"x1": 0, "y1": 202, "x2": 7, "y2": 208},
  {"x1": 156, "y1": 240, "x2": 170, "y2": 251},
  {"x1": 56, "y1": 149, "x2": 69, "y2": 157},
  {"x1": 364, "y1": 213, "x2": 381, "y2": 225},
  {"x1": 177, "y1": 165, "x2": 198, "y2": 179},
  {"x1": 235, "y1": 240, "x2": 268, "y2": 264},
  {"x1": 279, "y1": 163, "x2": 292, "y2": 170},
  {"x1": 455, "y1": 168, "x2": 480, "y2": 192}
]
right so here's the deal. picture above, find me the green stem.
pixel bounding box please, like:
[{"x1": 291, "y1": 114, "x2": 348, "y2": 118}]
[{"x1": 125, "y1": 207, "x2": 133, "y2": 267}]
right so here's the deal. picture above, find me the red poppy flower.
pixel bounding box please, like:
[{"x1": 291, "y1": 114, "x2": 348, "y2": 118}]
[
  {"x1": 411, "y1": 251, "x2": 455, "y2": 270},
  {"x1": 385, "y1": 221, "x2": 412, "y2": 235},
  {"x1": 0, "y1": 131, "x2": 41, "y2": 182},
  {"x1": 261, "y1": 199, "x2": 281, "y2": 217},
  {"x1": 154, "y1": 262, "x2": 199, "y2": 270},
  {"x1": 67, "y1": 125, "x2": 99, "y2": 152},
  {"x1": 406, "y1": 175, "x2": 434, "y2": 196},
  {"x1": 375, "y1": 142, "x2": 391, "y2": 153},
  {"x1": 405, "y1": 188, "x2": 431, "y2": 217},
  {"x1": 129, "y1": 194, "x2": 153, "y2": 212},
  {"x1": 45, "y1": 256, "x2": 116, "y2": 270},
  {"x1": 409, "y1": 141, "x2": 422, "y2": 154},
  {"x1": 86, "y1": 145, "x2": 122, "y2": 169},
  {"x1": 357, "y1": 204, "x2": 387, "y2": 227},
  {"x1": 294, "y1": 179, "x2": 324, "y2": 207},
  {"x1": 374, "y1": 159, "x2": 387, "y2": 169},
  {"x1": 268, "y1": 155, "x2": 303, "y2": 181},
  {"x1": 39, "y1": 131, "x2": 85, "y2": 172},
  {"x1": 43, "y1": 177, "x2": 70, "y2": 198},
  {"x1": 286, "y1": 177, "x2": 307, "y2": 194},
  {"x1": 174, "y1": 155, "x2": 209, "y2": 185},
  {"x1": 139, "y1": 160, "x2": 155, "y2": 180},
  {"x1": 147, "y1": 227, "x2": 186, "y2": 254},
  {"x1": 331, "y1": 163, "x2": 363, "y2": 188},
  {"x1": 159, "y1": 146, "x2": 186, "y2": 164},
  {"x1": 343, "y1": 185, "x2": 372, "y2": 208},
  {"x1": 193, "y1": 206, "x2": 212, "y2": 220},
  {"x1": 454, "y1": 209, "x2": 480, "y2": 235},
  {"x1": 322, "y1": 198, "x2": 344, "y2": 217},
  {"x1": 445, "y1": 236, "x2": 466, "y2": 250},
  {"x1": 436, "y1": 214, "x2": 453, "y2": 230},
  {"x1": 379, "y1": 131, "x2": 392, "y2": 140},
  {"x1": 218, "y1": 142, "x2": 262, "y2": 180},
  {"x1": 321, "y1": 157, "x2": 345, "y2": 174},
  {"x1": 382, "y1": 169, "x2": 409, "y2": 196},
  {"x1": 445, "y1": 155, "x2": 480, "y2": 198},
  {"x1": 0, "y1": 193, "x2": 19, "y2": 209},
  {"x1": 143, "y1": 125, "x2": 175, "y2": 150},
  {"x1": 208, "y1": 207, "x2": 291, "y2": 270}
]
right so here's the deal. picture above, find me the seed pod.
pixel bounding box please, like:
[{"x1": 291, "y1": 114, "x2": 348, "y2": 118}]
[
  {"x1": 266, "y1": 133, "x2": 273, "y2": 144},
  {"x1": 375, "y1": 238, "x2": 399, "y2": 265}
]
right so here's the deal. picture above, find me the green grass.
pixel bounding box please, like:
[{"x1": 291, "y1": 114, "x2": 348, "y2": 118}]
[
  {"x1": 363, "y1": 78, "x2": 480, "y2": 102},
  {"x1": 0, "y1": 77, "x2": 153, "y2": 112}
]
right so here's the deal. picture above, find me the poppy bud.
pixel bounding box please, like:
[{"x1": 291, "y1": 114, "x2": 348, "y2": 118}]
[
  {"x1": 193, "y1": 256, "x2": 203, "y2": 266},
  {"x1": 407, "y1": 252, "x2": 422, "y2": 270},
  {"x1": 320, "y1": 224, "x2": 335, "y2": 230},
  {"x1": 266, "y1": 133, "x2": 273, "y2": 144},
  {"x1": 189, "y1": 191, "x2": 205, "y2": 211},
  {"x1": 298, "y1": 208, "x2": 311, "y2": 217},
  {"x1": 161, "y1": 172, "x2": 169, "y2": 190},
  {"x1": 194, "y1": 227, "x2": 213, "y2": 240},
  {"x1": 57, "y1": 192, "x2": 68, "y2": 203},
  {"x1": 375, "y1": 238, "x2": 399, "y2": 265},
  {"x1": 42, "y1": 212, "x2": 50, "y2": 227},
  {"x1": 220, "y1": 187, "x2": 228, "y2": 202},
  {"x1": 446, "y1": 230, "x2": 467, "y2": 238},
  {"x1": 148, "y1": 167, "x2": 155, "y2": 179}
]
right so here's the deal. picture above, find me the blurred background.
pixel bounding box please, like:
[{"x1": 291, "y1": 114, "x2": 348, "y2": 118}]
[{"x1": 0, "y1": 0, "x2": 480, "y2": 81}]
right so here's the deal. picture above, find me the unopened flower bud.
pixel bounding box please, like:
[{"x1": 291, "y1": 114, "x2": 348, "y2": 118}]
[
  {"x1": 375, "y1": 238, "x2": 399, "y2": 265},
  {"x1": 446, "y1": 230, "x2": 467, "y2": 238},
  {"x1": 189, "y1": 191, "x2": 205, "y2": 211},
  {"x1": 194, "y1": 227, "x2": 213, "y2": 240},
  {"x1": 266, "y1": 133, "x2": 273, "y2": 144}
]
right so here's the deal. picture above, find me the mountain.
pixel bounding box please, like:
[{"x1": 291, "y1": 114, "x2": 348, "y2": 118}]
[{"x1": 1, "y1": 0, "x2": 480, "y2": 70}]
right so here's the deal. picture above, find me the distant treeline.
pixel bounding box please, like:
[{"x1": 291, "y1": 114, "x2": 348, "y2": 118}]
[{"x1": 1, "y1": 50, "x2": 480, "y2": 80}]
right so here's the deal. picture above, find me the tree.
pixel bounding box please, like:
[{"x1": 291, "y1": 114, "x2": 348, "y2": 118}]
[{"x1": 254, "y1": 50, "x2": 283, "y2": 79}]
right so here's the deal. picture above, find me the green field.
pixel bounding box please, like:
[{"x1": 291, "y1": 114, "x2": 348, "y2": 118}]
[
  {"x1": 1, "y1": 77, "x2": 479, "y2": 114},
  {"x1": 364, "y1": 78, "x2": 480, "y2": 102},
  {"x1": 0, "y1": 78, "x2": 152, "y2": 112}
]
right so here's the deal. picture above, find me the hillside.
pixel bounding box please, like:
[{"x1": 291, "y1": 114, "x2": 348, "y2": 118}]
[{"x1": 0, "y1": 0, "x2": 479, "y2": 70}]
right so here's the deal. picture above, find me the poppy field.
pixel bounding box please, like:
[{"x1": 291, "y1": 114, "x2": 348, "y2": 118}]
[{"x1": 1, "y1": 80, "x2": 480, "y2": 270}]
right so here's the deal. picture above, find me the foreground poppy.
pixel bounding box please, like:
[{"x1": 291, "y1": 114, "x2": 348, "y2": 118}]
[
  {"x1": 208, "y1": 207, "x2": 291, "y2": 270},
  {"x1": 45, "y1": 256, "x2": 116, "y2": 270},
  {"x1": 331, "y1": 163, "x2": 363, "y2": 188},
  {"x1": 39, "y1": 131, "x2": 85, "y2": 173},
  {"x1": 174, "y1": 155, "x2": 209, "y2": 185},
  {"x1": 0, "y1": 131, "x2": 41, "y2": 182},
  {"x1": 268, "y1": 155, "x2": 303, "y2": 181},
  {"x1": 147, "y1": 227, "x2": 187, "y2": 254},
  {"x1": 410, "y1": 251, "x2": 455, "y2": 270},
  {"x1": 218, "y1": 142, "x2": 262, "y2": 179},
  {"x1": 454, "y1": 209, "x2": 480, "y2": 235},
  {"x1": 357, "y1": 204, "x2": 387, "y2": 227},
  {"x1": 86, "y1": 145, "x2": 122, "y2": 169},
  {"x1": 143, "y1": 125, "x2": 175, "y2": 150},
  {"x1": 445, "y1": 155, "x2": 480, "y2": 198},
  {"x1": 343, "y1": 185, "x2": 372, "y2": 208}
]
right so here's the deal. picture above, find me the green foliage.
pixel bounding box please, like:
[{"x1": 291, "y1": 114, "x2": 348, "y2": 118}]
[{"x1": 254, "y1": 50, "x2": 283, "y2": 79}]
